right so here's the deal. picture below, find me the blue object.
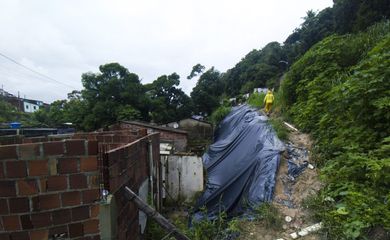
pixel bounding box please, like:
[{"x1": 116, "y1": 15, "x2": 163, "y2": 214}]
[
  {"x1": 192, "y1": 105, "x2": 285, "y2": 222},
  {"x1": 10, "y1": 122, "x2": 21, "y2": 129}
]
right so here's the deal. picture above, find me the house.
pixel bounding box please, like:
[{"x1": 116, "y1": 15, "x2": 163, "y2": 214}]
[
  {"x1": 163, "y1": 118, "x2": 212, "y2": 141},
  {"x1": 22, "y1": 99, "x2": 43, "y2": 113},
  {"x1": 3, "y1": 96, "x2": 44, "y2": 113},
  {"x1": 253, "y1": 87, "x2": 268, "y2": 94},
  {"x1": 109, "y1": 120, "x2": 188, "y2": 152},
  {"x1": 1, "y1": 88, "x2": 44, "y2": 113},
  {"x1": 162, "y1": 118, "x2": 213, "y2": 154}
]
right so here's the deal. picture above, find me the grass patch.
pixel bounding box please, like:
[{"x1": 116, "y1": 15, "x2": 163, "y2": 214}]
[
  {"x1": 254, "y1": 203, "x2": 283, "y2": 230},
  {"x1": 247, "y1": 92, "x2": 265, "y2": 108},
  {"x1": 210, "y1": 105, "x2": 231, "y2": 126},
  {"x1": 269, "y1": 118, "x2": 289, "y2": 141},
  {"x1": 144, "y1": 208, "x2": 242, "y2": 240}
]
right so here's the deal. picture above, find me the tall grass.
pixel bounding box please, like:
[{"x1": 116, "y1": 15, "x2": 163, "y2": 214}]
[
  {"x1": 247, "y1": 92, "x2": 265, "y2": 108},
  {"x1": 210, "y1": 106, "x2": 231, "y2": 126}
]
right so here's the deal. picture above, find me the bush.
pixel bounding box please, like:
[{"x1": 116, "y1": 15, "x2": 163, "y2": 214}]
[
  {"x1": 144, "y1": 207, "x2": 241, "y2": 240},
  {"x1": 247, "y1": 92, "x2": 265, "y2": 108},
  {"x1": 210, "y1": 106, "x2": 231, "y2": 126},
  {"x1": 254, "y1": 203, "x2": 283, "y2": 230},
  {"x1": 269, "y1": 118, "x2": 289, "y2": 141},
  {"x1": 280, "y1": 21, "x2": 390, "y2": 239}
]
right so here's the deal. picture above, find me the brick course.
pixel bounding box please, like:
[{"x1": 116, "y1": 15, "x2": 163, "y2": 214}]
[
  {"x1": 18, "y1": 179, "x2": 39, "y2": 195},
  {"x1": 69, "y1": 174, "x2": 88, "y2": 189},
  {"x1": 0, "y1": 129, "x2": 160, "y2": 240},
  {"x1": 62, "y1": 191, "x2": 81, "y2": 207},
  {"x1": 28, "y1": 160, "x2": 48, "y2": 176},
  {"x1": 46, "y1": 175, "x2": 68, "y2": 191},
  {"x1": 43, "y1": 142, "x2": 64, "y2": 155},
  {"x1": 0, "y1": 181, "x2": 16, "y2": 197},
  {"x1": 2, "y1": 215, "x2": 21, "y2": 231},
  {"x1": 33, "y1": 194, "x2": 61, "y2": 211},
  {"x1": 6, "y1": 161, "x2": 27, "y2": 178},
  {"x1": 30, "y1": 229, "x2": 49, "y2": 240},
  {"x1": 18, "y1": 143, "x2": 40, "y2": 160},
  {"x1": 9, "y1": 197, "x2": 30, "y2": 213},
  {"x1": 52, "y1": 209, "x2": 71, "y2": 225},
  {"x1": 0, "y1": 145, "x2": 17, "y2": 160},
  {"x1": 58, "y1": 158, "x2": 78, "y2": 174},
  {"x1": 31, "y1": 212, "x2": 52, "y2": 228}
]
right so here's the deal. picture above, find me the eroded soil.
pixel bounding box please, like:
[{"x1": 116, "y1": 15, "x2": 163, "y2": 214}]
[{"x1": 239, "y1": 128, "x2": 323, "y2": 240}]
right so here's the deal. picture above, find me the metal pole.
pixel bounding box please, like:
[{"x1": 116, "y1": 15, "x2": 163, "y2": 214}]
[
  {"x1": 124, "y1": 186, "x2": 191, "y2": 240},
  {"x1": 148, "y1": 140, "x2": 154, "y2": 207}
]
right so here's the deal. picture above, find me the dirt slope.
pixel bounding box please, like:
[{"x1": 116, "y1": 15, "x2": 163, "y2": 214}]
[{"x1": 239, "y1": 129, "x2": 323, "y2": 240}]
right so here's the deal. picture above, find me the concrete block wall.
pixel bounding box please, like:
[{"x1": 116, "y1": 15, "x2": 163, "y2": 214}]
[{"x1": 0, "y1": 139, "x2": 100, "y2": 239}]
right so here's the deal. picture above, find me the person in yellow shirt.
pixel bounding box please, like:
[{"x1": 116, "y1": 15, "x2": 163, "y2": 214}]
[{"x1": 263, "y1": 89, "x2": 274, "y2": 115}]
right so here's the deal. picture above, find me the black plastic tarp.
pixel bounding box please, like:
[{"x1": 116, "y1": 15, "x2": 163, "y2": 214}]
[{"x1": 193, "y1": 104, "x2": 285, "y2": 221}]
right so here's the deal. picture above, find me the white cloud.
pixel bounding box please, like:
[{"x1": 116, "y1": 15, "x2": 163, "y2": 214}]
[{"x1": 0, "y1": 0, "x2": 333, "y2": 103}]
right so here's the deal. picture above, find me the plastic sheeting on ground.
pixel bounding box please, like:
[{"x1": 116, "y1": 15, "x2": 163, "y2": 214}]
[
  {"x1": 286, "y1": 142, "x2": 309, "y2": 179},
  {"x1": 192, "y1": 104, "x2": 285, "y2": 221}
]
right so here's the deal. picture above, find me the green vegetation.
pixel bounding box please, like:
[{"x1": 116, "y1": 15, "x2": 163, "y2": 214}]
[
  {"x1": 210, "y1": 105, "x2": 231, "y2": 126},
  {"x1": 0, "y1": 98, "x2": 39, "y2": 126},
  {"x1": 191, "y1": 67, "x2": 224, "y2": 117},
  {"x1": 247, "y1": 92, "x2": 265, "y2": 108},
  {"x1": 145, "y1": 2, "x2": 390, "y2": 239},
  {"x1": 8, "y1": 1, "x2": 387, "y2": 238},
  {"x1": 144, "y1": 208, "x2": 241, "y2": 240},
  {"x1": 32, "y1": 63, "x2": 193, "y2": 130},
  {"x1": 269, "y1": 118, "x2": 289, "y2": 141},
  {"x1": 254, "y1": 203, "x2": 283, "y2": 230},
  {"x1": 280, "y1": 21, "x2": 390, "y2": 239}
]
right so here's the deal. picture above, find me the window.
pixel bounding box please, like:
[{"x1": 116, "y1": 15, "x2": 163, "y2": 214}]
[
  {"x1": 26, "y1": 105, "x2": 29, "y2": 109},
  {"x1": 33, "y1": 106, "x2": 37, "y2": 110}
]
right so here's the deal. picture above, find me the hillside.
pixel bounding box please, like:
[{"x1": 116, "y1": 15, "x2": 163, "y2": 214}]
[{"x1": 279, "y1": 21, "x2": 390, "y2": 239}]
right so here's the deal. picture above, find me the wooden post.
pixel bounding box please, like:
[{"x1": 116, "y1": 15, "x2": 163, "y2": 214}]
[{"x1": 124, "y1": 186, "x2": 191, "y2": 240}]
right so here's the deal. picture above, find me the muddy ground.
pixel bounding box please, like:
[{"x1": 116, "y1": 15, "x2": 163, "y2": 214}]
[{"x1": 238, "y1": 128, "x2": 323, "y2": 240}]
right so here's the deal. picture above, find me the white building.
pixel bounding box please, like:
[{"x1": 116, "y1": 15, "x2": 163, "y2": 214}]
[
  {"x1": 253, "y1": 88, "x2": 268, "y2": 94},
  {"x1": 23, "y1": 99, "x2": 43, "y2": 113}
]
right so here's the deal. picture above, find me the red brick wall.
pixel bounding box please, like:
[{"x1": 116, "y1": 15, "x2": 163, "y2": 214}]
[
  {"x1": 0, "y1": 140, "x2": 101, "y2": 240},
  {"x1": 112, "y1": 122, "x2": 187, "y2": 152},
  {"x1": 106, "y1": 133, "x2": 160, "y2": 240},
  {"x1": 0, "y1": 128, "x2": 160, "y2": 240}
]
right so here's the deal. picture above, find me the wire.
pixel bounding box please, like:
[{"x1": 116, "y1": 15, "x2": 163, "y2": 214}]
[{"x1": 0, "y1": 52, "x2": 77, "y2": 89}]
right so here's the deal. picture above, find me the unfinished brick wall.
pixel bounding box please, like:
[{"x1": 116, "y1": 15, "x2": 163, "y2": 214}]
[
  {"x1": 0, "y1": 135, "x2": 71, "y2": 146},
  {"x1": 0, "y1": 128, "x2": 161, "y2": 240},
  {"x1": 111, "y1": 122, "x2": 187, "y2": 152},
  {"x1": 72, "y1": 129, "x2": 147, "y2": 151},
  {"x1": 0, "y1": 140, "x2": 100, "y2": 239},
  {"x1": 105, "y1": 133, "x2": 160, "y2": 240}
]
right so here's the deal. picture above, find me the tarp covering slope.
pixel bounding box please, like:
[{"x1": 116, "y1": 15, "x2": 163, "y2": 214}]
[{"x1": 193, "y1": 104, "x2": 285, "y2": 220}]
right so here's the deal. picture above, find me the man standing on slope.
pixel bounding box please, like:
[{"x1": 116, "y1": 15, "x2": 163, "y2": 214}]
[{"x1": 263, "y1": 89, "x2": 274, "y2": 115}]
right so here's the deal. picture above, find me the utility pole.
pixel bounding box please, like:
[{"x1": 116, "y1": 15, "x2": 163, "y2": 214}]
[{"x1": 18, "y1": 91, "x2": 21, "y2": 112}]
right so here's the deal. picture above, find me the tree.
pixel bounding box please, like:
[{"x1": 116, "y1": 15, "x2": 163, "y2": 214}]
[
  {"x1": 80, "y1": 63, "x2": 147, "y2": 130},
  {"x1": 222, "y1": 42, "x2": 286, "y2": 96},
  {"x1": 147, "y1": 73, "x2": 193, "y2": 123},
  {"x1": 0, "y1": 98, "x2": 18, "y2": 122},
  {"x1": 187, "y1": 64, "x2": 205, "y2": 79},
  {"x1": 191, "y1": 67, "x2": 224, "y2": 116}
]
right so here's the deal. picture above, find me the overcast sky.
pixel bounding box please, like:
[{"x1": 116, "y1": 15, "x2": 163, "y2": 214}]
[{"x1": 0, "y1": 0, "x2": 333, "y2": 103}]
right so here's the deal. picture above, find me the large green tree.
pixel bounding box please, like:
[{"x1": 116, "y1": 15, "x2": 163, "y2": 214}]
[
  {"x1": 146, "y1": 73, "x2": 193, "y2": 123},
  {"x1": 222, "y1": 42, "x2": 286, "y2": 96},
  {"x1": 79, "y1": 63, "x2": 147, "y2": 130},
  {"x1": 191, "y1": 67, "x2": 224, "y2": 116}
]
